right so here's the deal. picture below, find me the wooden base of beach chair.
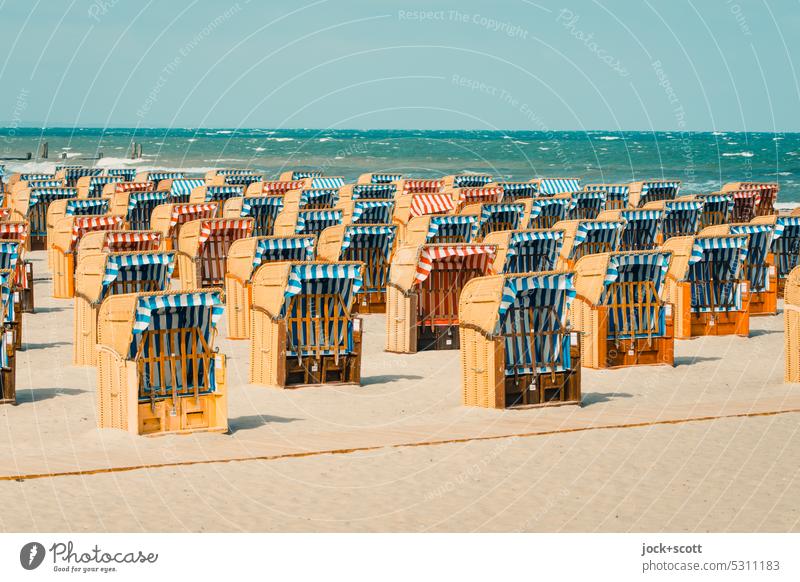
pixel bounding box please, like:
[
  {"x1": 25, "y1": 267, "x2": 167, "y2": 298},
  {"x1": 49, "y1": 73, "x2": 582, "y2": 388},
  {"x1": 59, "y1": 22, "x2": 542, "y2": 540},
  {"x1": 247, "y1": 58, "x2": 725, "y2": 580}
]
[
  {"x1": 224, "y1": 274, "x2": 250, "y2": 340},
  {"x1": 20, "y1": 261, "x2": 34, "y2": 313},
  {"x1": 30, "y1": 236, "x2": 46, "y2": 252},
  {"x1": 352, "y1": 291, "x2": 386, "y2": 314},
  {"x1": 11, "y1": 308, "x2": 22, "y2": 350},
  {"x1": 504, "y1": 347, "x2": 582, "y2": 409},
  {"x1": 688, "y1": 310, "x2": 749, "y2": 338},
  {"x1": 51, "y1": 249, "x2": 75, "y2": 299},
  {"x1": 73, "y1": 296, "x2": 97, "y2": 366},
  {"x1": 283, "y1": 353, "x2": 362, "y2": 388},
  {"x1": 0, "y1": 343, "x2": 16, "y2": 404},
  {"x1": 417, "y1": 324, "x2": 460, "y2": 351},
  {"x1": 135, "y1": 395, "x2": 228, "y2": 437},
  {"x1": 746, "y1": 288, "x2": 778, "y2": 316}
]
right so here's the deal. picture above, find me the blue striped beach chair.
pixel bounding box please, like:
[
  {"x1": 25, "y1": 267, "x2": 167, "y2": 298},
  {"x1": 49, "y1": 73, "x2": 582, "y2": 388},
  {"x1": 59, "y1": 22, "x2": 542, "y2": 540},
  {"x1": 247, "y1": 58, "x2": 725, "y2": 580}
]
[
  {"x1": 96, "y1": 289, "x2": 227, "y2": 435},
  {"x1": 463, "y1": 202, "x2": 530, "y2": 240},
  {"x1": 527, "y1": 196, "x2": 574, "y2": 229},
  {"x1": 569, "y1": 191, "x2": 607, "y2": 220},
  {"x1": 357, "y1": 172, "x2": 403, "y2": 184},
  {"x1": 349, "y1": 183, "x2": 397, "y2": 200},
  {"x1": 317, "y1": 224, "x2": 398, "y2": 313},
  {"x1": 598, "y1": 209, "x2": 663, "y2": 251},
  {"x1": 348, "y1": 200, "x2": 395, "y2": 224},
  {"x1": 274, "y1": 209, "x2": 344, "y2": 238},
  {"x1": 310, "y1": 176, "x2": 345, "y2": 189},
  {"x1": 695, "y1": 194, "x2": 733, "y2": 228},
  {"x1": 404, "y1": 215, "x2": 478, "y2": 245},
  {"x1": 759, "y1": 215, "x2": 800, "y2": 290},
  {"x1": 0, "y1": 222, "x2": 32, "y2": 313},
  {"x1": 250, "y1": 261, "x2": 364, "y2": 388},
  {"x1": 58, "y1": 167, "x2": 103, "y2": 186},
  {"x1": 14, "y1": 187, "x2": 78, "y2": 250},
  {"x1": 107, "y1": 168, "x2": 138, "y2": 181},
  {"x1": 279, "y1": 170, "x2": 322, "y2": 181},
  {"x1": 121, "y1": 191, "x2": 168, "y2": 230},
  {"x1": 445, "y1": 174, "x2": 493, "y2": 188},
  {"x1": 572, "y1": 251, "x2": 674, "y2": 368},
  {"x1": 0, "y1": 241, "x2": 24, "y2": 348},
  {"x1": 190, "y1": 186, "x2": 244, "y2": 215},
  {"x1": 662, "y1": 234, "x2": 750, "y2": 338},
  {"x1": 225, "y1": 235, "x2": 316, "y2": 339},
  {"x1": 293, "y1": 188, "x2": 340, "y2": 210},
  {"x1": 236, "y1": 195, "x2": 285, "y2": 236},
  {"x1": 584, "y1": 184, "x2": 630, "y2": 210},
  {"x1": 494, "y1": 182, "x2": 538, "y2": 201},
  {"x1": 555, "y1": 219, "x2": 624, "y2": 268},
  {"x1": 74, "y1": 251, "x2": 176, "y2": 366},
  {"x1": 460, "y1": 271, "x2": 580, "y2": 408},
  {"x1": 78, "y1": 175, "x2": 122, "y2": 198},
  {"x1": 629, "y1": 180, "x2": 681, "y2": 207},
  {"x1": 137, "y1": 171, "x2": 186, "y2": 184},
  {"x1": 655, "y1": 200, "x2": 703, "y2": 241},
  {"x1": 483, "y1": 229, "x2": 565, "y2": 274},
  {"x1": 0, "y1": 269, "x2": 16, "y2": 404},
  {"x1": 223, "y1": 173, "x2": 262, "y2": 187},
  {"x1": 164, "y1": 178, "x2": 206, "y2": 203},
  {"x1": 532, "y1": 177, "x2": 581, "y2": 197}
]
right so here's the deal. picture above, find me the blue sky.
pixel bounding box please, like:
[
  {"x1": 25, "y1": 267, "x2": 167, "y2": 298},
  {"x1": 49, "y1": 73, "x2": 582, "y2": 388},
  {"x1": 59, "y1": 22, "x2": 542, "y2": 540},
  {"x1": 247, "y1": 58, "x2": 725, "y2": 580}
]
[{"x1": 0, "y1": 0, "x2": 797, "y2": 131}]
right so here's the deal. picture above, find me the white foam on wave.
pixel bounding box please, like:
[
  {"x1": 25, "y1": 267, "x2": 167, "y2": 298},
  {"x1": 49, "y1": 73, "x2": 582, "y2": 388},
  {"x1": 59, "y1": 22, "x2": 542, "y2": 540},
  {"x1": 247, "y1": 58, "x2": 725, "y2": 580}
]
[
  {"x1": 721, "y1": 151, "x2": 754, "y2": 157},
  {"x1": 266, "y1": 137, "x2": 294, "y2": 142},
  {"x1": 597, "y1": 136, "x2": 620, "y2": 141}
]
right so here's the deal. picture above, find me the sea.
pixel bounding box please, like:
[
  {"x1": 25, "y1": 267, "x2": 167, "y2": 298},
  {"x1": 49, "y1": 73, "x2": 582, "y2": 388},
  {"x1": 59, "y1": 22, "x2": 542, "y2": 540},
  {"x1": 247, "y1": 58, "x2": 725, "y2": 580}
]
[{"x1": 1, "y1": 128, "x2": 798, "y2": 204}]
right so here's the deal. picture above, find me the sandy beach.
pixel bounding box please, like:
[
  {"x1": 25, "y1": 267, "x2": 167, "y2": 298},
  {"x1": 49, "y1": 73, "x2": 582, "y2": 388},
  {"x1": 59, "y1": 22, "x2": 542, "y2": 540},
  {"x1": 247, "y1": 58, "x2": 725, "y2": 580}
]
[{"x1": 0, "y1": 251, "x2": 797, "y2": 532}]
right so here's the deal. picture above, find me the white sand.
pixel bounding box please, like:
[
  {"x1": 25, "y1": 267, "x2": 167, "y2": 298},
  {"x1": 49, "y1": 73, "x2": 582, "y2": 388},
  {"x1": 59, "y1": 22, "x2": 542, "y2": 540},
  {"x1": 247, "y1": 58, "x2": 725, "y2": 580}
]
[{"x1": 0, "y1": 252, "x2": 798, "y2": 532}]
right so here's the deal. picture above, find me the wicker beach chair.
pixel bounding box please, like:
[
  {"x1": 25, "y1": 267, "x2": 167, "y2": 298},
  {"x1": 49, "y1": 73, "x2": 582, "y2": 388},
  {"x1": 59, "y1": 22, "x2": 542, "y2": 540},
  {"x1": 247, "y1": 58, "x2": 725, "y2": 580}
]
[
  {"x1": 273, "y1": 208, "x2": 344, "y2": 238},
  {"x1": 249, "y1": 261, "x2": 363, "y2": 388},
  {"x1": 584, "y1": 183, "x2": 630, "y2": 210},
  {"x1": 661, "y1": 234, "x2": 750, "y2": 338},
  {"x1": 553, "y1": 219, "x2": 625, "y2": 270},
  {"x1": 460, "y1": 201, "x2": 532, "y2": 240},
  {"x1": 176, "y1": 218, "x2": 254, "y2": 289},
  {"x1": 76, "y1": 175, "x2": 122, "y2": 199},
  {"x1": 337, "y1": 183, "x2": 397, "y2": 204},
  {"x1": 283, "y1": 187, "x2": 340, "y2": 211},
  {"x1": 645, "y1": 199, "x2": 703, "y2": 242},
  {"x1": 0, "y1": 270, "x2": 17, "y2": 405},
  {"x1": 244, "y1": 179, "x2": 308, "y2": 196},
  {"x1": 106, "y1": 168, "x2": 138, "y2": 181},
  {"x1": 571, "y1": 251, "x2": 674, "y2": 368},
  {"x1": 396, "y1": 179, "x2": 446, "y2": 195},
  {"x1": 386, "y1": 243, "x2": 497, "y2": 353},
  {"x1": 278, "y1": 170, "x2": 322, "y2": 181},
  {"x1": 403, "y1": 215, "x2": 478, "y2": 246},
  {"x1": 337, "y1": 199, "x2": 395, "y2": 225},
  {"x1": 50, "y1": 215, "x2": 125, "y2": 298},
  {"x1": 531, "y1": 177, "x2": 581, "y2": 197},
  {"x1": 393, "y1": 191, "x2": 455, "y2": 241},
  {"x1": 76, "y1": 230, "x2": 163, "y2": 267},
  {"x1": 722, "y1": 182, "x2": 778, "y2": 216},
  {"x1": 752, "y1": 214, "x2": 800, "y2": 292},
  {"x1": 46, "y1": 198, "x2": 110, "y2": 246},
  {"x1": 597, "y1": 209, "x2": 663, "y2": 251},
  {"x1": 483, "y1": 229, "x2": 564, "y2": 274},
  {"x1": 160, "y1": 178, "x2": 206, "y2": 203},
  {"x1": 628, "y1": 180, "x2": 681, "y2": 207},
  {"x1": 224, "y1": 235, "x2": 316, "y2": 339},
  {"x1": 317, "y1": 224, "x2": 397, "y2": 313},
  {"x1": 149, "y1": 202, "x2": 218, "y2": 256},
  {"x1": 0, "y1": 241, "x2": 26, "y2": 348},
  {"x1": 459, "y1": 271, "x2": 581, "y2": 408},
  {"x1": 96, "y1": 289, "x2": 227, "y2": 435},
  {"x1": 356, "y1": 172, "x2": 403, "y2": 184},
  {"x1": 108, "y1": 191, "x2": 168, "y2": 230},
  {"x1": 701, "y1": 222, "x2": 777, "y2": 316},
  {"x1": 309, "y1": 176, "x2": 345, "y2": 189},
  {"x1": 693, "y1": 194, "x2": 733, "y2": 229},
  {"x1": 785, "y1": 266, "x2": 800, "y2": 382},
  {"x1": 223, "y1": 195, "x2": 284, "y2": 236},
  {"x1": 491, "y1": 182, "x2": 538, "y2": 201},
  {"x1": 8, "y1": 179, "x2": 64, "y2": 201},
  {"x1": 74, "y1": 251, "x2": 175, "y2": 366},
  {"x1": 100, "y1": 181, "x2": 155, "y2": 199},
  {"x1": 56, "y1": 167, "x2": 102, "y2": 186},
  {"x1": 7, "y1": 173, "x2": 58, "y2": 190},
  {"x1": 0, "y1": 222, "x2": 32, "y2": 313},
  {"x1": 527, "y1": 195, "x2": 574, "y2": 229},
  {"x1": 134, "y1": 171, "x2": 185, "y2": 184},
  {"x1": 11, "y1": 187, "x2": 77, "y2": 250},
  {"x1": 568, "y1": 191, "x2": 607, "y2": 219},
  {"x1": 443, "y1": 174, "x2": 493, "y2": 189},
  {"x1": 189, "y1": 185, "x2": 244, "y2": 215}
]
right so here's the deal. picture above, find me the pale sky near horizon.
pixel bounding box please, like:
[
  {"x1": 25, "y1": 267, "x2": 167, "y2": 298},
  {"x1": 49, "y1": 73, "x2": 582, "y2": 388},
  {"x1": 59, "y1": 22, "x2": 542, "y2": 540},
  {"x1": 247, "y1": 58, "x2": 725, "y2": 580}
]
[{"x1": 0, "y1": 0, "x2": 797, "y2": 131}]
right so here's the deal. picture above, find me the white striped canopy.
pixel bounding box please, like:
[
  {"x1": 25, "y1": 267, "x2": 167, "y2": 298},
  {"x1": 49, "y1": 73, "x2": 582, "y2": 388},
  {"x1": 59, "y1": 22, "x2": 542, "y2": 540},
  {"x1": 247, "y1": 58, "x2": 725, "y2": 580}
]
[
  {"x1": 0, "y1": 223, "x2": 29, "y2": 245},
  {"x1": 351, "y1": 200, "x2": 395, "y2": 224},
  {"x1": 107, "y1": 169, "x2": 137, "y2": 180},
  {"x1": 571, "y1": 221, "x2": 624, "y2": 256},
  {"x1": 370, "y1": 173, "x2": 402, "y2": 184},
  {"x1": 414, "y1": 244, "x2": 495, "y2": 284},
  {"x1": 215, "y1": 169, "x2": 259, "y2": 176},
  {"x1": 497, "y1": 272, "x2": 576, "y2": 322},
  {"x1": 283, "y1": 263, "x2": 363, "y2": 311},
  {"x1": 65, "y1": 198, "x2": 109, "y2": 216},
  {"x1": 295, "y1": 210, "x2": 343, "y2": 235},
  {"x1": 426, "y1": 215, "x2": 477, "y2": 242},
  {"x1": 299, "y1": 188, "x2": 338, "y2": 208},
  {"x1": 127, "y1": 191, "x2": 168, "y2": 211},
  {"x1": 204, "y1": 186, "x2": 244, "y2": 202},
  {"x1": 538, "y1": 178, "x2": 580, "y2": 195},
  {"x1": 100, "y1": 252, "x2": 175, "y2": 298},
  {"x1": 224, "y1": 174, "x2": 261, "y2": 186},
  {"x1": 0, "y1": 241, "x2": 21, "y2": 271},
  {"x1": 168, "y1": 203, "x2": 216, "y2": 229},
  {"x1": 341, "y1": 225, "x2": 397, "y2": 258},
  {"x1": 352, "y1": 184, "x2": 396, "y2": 199},
  {"x1": 498, "y1": 182, "x2": 538, "y2": 199},
  {"x1": 504, "y1": 230, "x2": 565, "y2": 272},
  {"x1": 169, "y1": 179, "x2": 205, "y2": 196},
  {"x1": 19, "y1": 173, "x2": 55, "y2": 181},
  {"x1": 453, "y1": 174, "x2": 492, "y2": 188},
  {"x1": 729, "y1": 224, "x2": 774, "y2": 291},
  {"x1": 409, "y1": 194, "x2": 454, "y2": 218},
  {"x1": 474, "y1": 203, "x2": 526, "y2": 235},
  {"x1": 310, "y1": 177, "x2": 345, "y2": 189},
  {"x1": 148, "y1": 172, "x2": 185, "y2": 181},
  {"x1": 253, "y1": 236, "x2": 316, "y2": 268},
  {"x1": 241, "y1": 196, "x2": 284, "y2": 217},
  {"x1": 27, "y1": 187, "x2": 77, "y2": 209},
  {"x1": 21, "y1": 179, "x2": 62, "y2": 189},
  {"x1": 689, "y1": 235, "x2": 749, "y2": 265},
  {"x1": 288, "y1": 170, "x2": 322, "y2": 179},
  {"x1": 529, "y1": 197, "x2": 574, "y2": 219}
]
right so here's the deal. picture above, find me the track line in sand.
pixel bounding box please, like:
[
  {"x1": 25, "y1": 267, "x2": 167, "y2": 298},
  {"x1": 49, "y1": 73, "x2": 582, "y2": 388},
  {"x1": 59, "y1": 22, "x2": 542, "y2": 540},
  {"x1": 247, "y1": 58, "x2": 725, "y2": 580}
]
[{"x1": 3, "y1": 407, "x2": 798, "y2": 483}]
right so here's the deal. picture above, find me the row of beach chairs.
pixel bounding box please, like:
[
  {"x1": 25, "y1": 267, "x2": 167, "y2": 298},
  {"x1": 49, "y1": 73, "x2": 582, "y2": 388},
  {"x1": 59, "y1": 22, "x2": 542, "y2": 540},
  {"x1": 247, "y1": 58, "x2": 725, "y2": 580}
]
[{"x1": 1, "y1": 166, "x2": 798, "y2": 436}]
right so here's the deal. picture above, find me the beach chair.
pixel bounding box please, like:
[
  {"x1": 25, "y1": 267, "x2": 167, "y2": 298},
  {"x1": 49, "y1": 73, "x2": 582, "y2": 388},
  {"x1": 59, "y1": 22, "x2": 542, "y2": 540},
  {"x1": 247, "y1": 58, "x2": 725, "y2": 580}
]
[
  {"x1": 0, "y1": 241, "x2": 25, "y2": 348},
  {"x1": 176, "y1": 218, "x2": 255, "y2": 289},
  {"x1": 443, "y1": 174, "x2": 493, "y2": 189},
  {"x1": 629, "y1": 180, "x2": 681, "y2": 207},
  {"x1": 393, "y1": 191, "x2": 455, "y2": 241},
  {"x1": 160, "y1": 178, "x2": 206, "y2": 203},
  {"x1": 96, "y1": 289, "x2": 227, "y2": 435},
  {"x1": 76, "y1": 230, "x2": 163, "y2": 266},
  {"x1": 459, "y1": 271, "x2": 581, "y2": 408},
  {"x1": 722, "y1": 182, "x2": 778, "y2": 216},
  {"x1": 531, "y1": 177, "x2": 581, "y2": 196},
  {"x1": 646, "y1": 200, "x2": 703, "y2": 242},
  {"x1": 403, "y1": 215, "x2": 478, "y2": 245},
  {"x1": 483, "y1": 229, "x2": 565, "y2": 274},
  {"x1": 108, "y1": 191, "x2": 168, "y2": 230},
  {"x1": 0, "y1": 222, "x2": 33, "y2": 313},
  {"x1": 12, "y1": 187, "x2": 78, "y2": 250},
  {"x1": 134, "y1": 171, "x2": 185, "y2": 184},
  {"x1": 695, "y1": 194, "x2": 733, "y2": 229},
  {"x1": 752, "y1": 215, "x2": 800, "y2": 292},
  {"x1": 568, "y1": 191, "x2": 607, "y2": 219},
  {"x1": 785, "y1": 266, "x2": 800, "y2": 382},
  {"x1": 527, "y1": 195, "x2": 574, "y2": 229},
  {"x1": 396, "y1": 179, "x2": 445, "y2": 194},
  {"x1": 460, "y1": 201, "x2": 532, "y2": 240},
  {"x1": 7, "y1": 172, "x2": 57, "y2": 189},
  {"x1": 597, "y1": 209, "x2": 663, "y2": 251},
  {"x1": 701, "y1": 222, "x2": 777, "y2": 316},
  {"x1": 189, "y1": 185, "x2": 244, "y2": 214},
  {"x1": 46, "y1": 198, "x2": 110, "y2": 246},
  {"x1": 245, "y1": 179, "x2": 308, "y2": 196},
  {"x1": 107, "y1": 168, "x2": 138, "y2": 181},
  {"x1": 553, "y1": 219, "x2": 624, "y2": 269},
  {"x1": 223, "y1": 195, "x2": 284, "y2": 236},
  {"x1": 225, "y1": 235, "x2": 316, "y2": 339},
  {"x1": 50, "y1": 215, "x2": 125, "y2": 298},
  {"x1": 77, "y1": 175, "x2": 122, "y2": 199},
  {"x1": 338, "y1": 183, "x2": 397, "y2": 203},
  {"x1": 273, "y1": 209, "x2": 344, "y2": 238},
  {"x1": 278, "y1": 170, "x2": 322, "y2": 181},
  {"x1": 56, "y1": 167, "x2": 102, "y2": 186},
  {"x1": 309, "y1": 176, "x2": 345, "y2": 189},
  {"x1": 149, "y1": 202, "x2": 218, "y2": 254},
  {"x1": 386, "y1": 243, "x2": 496, "y2": 353},
  {"x1": 357, "y1": 172, "x2": 403, "y2": 184},
  {"x1": 451, "y1": 186, "x2": 504, "y2": 211},
  {"x1": 74, "y1": 251, "x2": 176, "y2": 366},
  {"x1": 0, "y1": 269, "x2": 16, "y2": 405},
  {"x1": 284, "y1": 187, "x2": 339, "y2": 210},
  {"x1": 215, "y1": 173, "x2": 262, "y2": 188},
  {"x1": 571, "y1": 251, "x2": 674, "y2": 368},
  {"x1": 101, "y1": 181, "x2": 155, "y2": 199},
  {"x1": 8, "y1": 179, "x2": 64, "y2": 200},
  {"x1": 584, "y1": 183, "x2": 630, "y2": 210},
  {"x1": 661, "y1": 234, "x2": 750, "y2": 338},
  {"x1": 337, "y1": 199, "x2": 395, "y2": 225},
  {"x1": 317, "y1": 224, "x2": 397, "y2": 313},
  {"x1": 728, "y1": 188, "x2": 765, "y2": 223},
  {"x1": 205, "y1": 168, "x2": 259, "y2": 181},
  {"x1": 492, "y1": 182, "x2": 538, "y2": 201},
  {"x1": 249, "y1": 261, "x2": 363, "y2": 388}
]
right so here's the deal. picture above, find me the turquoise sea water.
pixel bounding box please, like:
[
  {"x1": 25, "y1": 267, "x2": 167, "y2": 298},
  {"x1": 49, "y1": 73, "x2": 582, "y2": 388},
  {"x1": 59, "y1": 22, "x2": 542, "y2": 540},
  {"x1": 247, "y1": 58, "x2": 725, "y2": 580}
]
[{"x1": 1, "y1": 128, "x2": 798, "y2": 203}]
